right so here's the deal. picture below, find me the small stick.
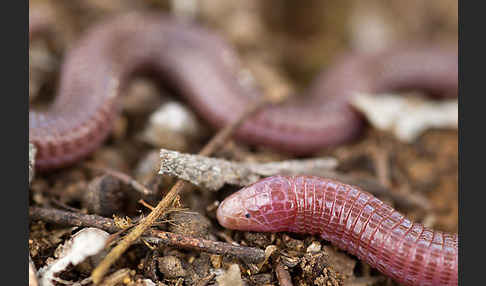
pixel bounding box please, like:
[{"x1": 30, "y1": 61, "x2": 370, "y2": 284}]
[
  {"x1": 145, "y1": 231, "x2": 265, "y2": 263},
  {"x1": 50, "y1": 198, "x2": 84, "y2": 213},
  {"x1": 29, "y1": 207, "x2": 266, "y2": 263},
  {"x1": 91, "y1": 98, "x2": 271, "y2": 284},
  {"x1": 29, "y1": 206, "x2": 120, "y2": 233},
  {"x1": 138, "y1": 199, "x2": 155, "y2": 211},
  {"x1": 99, "y1": 268, "x2": 132, "y2": 286},
  {"x1": 369, "y1": 144, "x2": 392, "y2": 188},
  {"x1": 275, "y1": 262, "x2": 293, "y2": 286}
]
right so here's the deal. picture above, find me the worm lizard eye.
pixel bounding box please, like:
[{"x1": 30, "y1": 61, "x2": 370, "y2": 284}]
[{"x1": 245, "y1": 213, "x2": 251, "y2": 218}]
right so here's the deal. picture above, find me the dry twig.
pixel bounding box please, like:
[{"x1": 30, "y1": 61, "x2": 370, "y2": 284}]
[
  {"x1": 29, "y1": 207, "x2": 266, "y2": 264},
  {"x1": 91, "y1": 97, "x2": 272, "y2": 284},
  {"x1": 30, "y1": 206, "x2": 120, "y2": 233},
  {"x1": 100, "y1": 269, "x2": 133, "y2": 286},
  {"x1": 144, "y1": 232, "x2": 264, "y2": 263}
]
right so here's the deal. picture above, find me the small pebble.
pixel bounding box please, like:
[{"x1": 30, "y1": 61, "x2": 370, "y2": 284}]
[
  {"x1": 141, "y1": 101, "x2": 206, "y2": 151},
  {"x1": 157, "y1": 256, "x2": 186, "y2": 279},
  {"x1": 83, "y1": 175, "x2": 126, "y2": 216},
  {"x1": 168, "y1": 212, "x2": 211, "y2": 239},
  {"x1": 306, "y1": 241, "x2": 322, "y2": 253}
]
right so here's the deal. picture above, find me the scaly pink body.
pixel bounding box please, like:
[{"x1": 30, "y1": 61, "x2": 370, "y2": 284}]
[
  {"x1": 29, "y1": 12, "x2": 458, "y2": 170},
  {"x1": 217, "y1": 176, "x2": 458, "y2": 286}
]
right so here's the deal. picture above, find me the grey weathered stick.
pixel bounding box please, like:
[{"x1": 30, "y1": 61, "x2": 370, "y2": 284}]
[{"x1": 159, "y1": 149, "x2": 337, "y2": 190}]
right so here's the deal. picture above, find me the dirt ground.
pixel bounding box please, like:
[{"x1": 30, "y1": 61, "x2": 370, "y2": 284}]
[{"x1": 29, "y1": 1, "x2": 458, "y2": 285}]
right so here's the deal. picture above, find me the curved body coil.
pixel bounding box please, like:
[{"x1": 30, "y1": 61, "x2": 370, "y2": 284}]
[{"x1": 29, "y1": 13, "x2": 458, "y2": 170}]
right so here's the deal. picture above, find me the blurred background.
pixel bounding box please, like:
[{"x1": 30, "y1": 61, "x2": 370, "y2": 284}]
[{"x1": 29, "y1": 0, "x2": 457, "y2": 92}]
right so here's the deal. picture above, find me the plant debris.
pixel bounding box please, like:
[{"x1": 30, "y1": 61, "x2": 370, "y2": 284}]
[
  {"x1": 351, "y1": 92, "x2": 458, "y2": 142},
  {"x1": 101, "y1": 268, "x2": 134, "y2": 286},
  {"x1": 159, "y1": 148, "x2": 337, "y2": 190},
  {"x1": 29, "y1": 255, "x2": 39, "y2": 286},
  {"x1": 215, "y1": 264, "x2": 244, "y2": 286},
  {"x1": 37, "y1": 227, "x2": 109, "y2": 286},
  {"x1": 30, "y1": 206, "x2": 267, "y2": 264}
]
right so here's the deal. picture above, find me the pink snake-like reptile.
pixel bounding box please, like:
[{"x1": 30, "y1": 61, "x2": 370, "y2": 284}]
[
  {"x1": 217, "y1": 176, "x2": 458, "y2": 286},
  {"x1": 29, "y1": 12, "x2": 458, "y2": 285},
  {"x1": 29, "y1": 12, "x2": 457, "y2": 170}
]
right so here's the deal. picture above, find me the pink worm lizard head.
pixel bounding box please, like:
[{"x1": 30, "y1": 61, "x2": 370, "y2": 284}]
[{"x1": 217, "y1": 176, "x2": 294, "y2": 232}]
